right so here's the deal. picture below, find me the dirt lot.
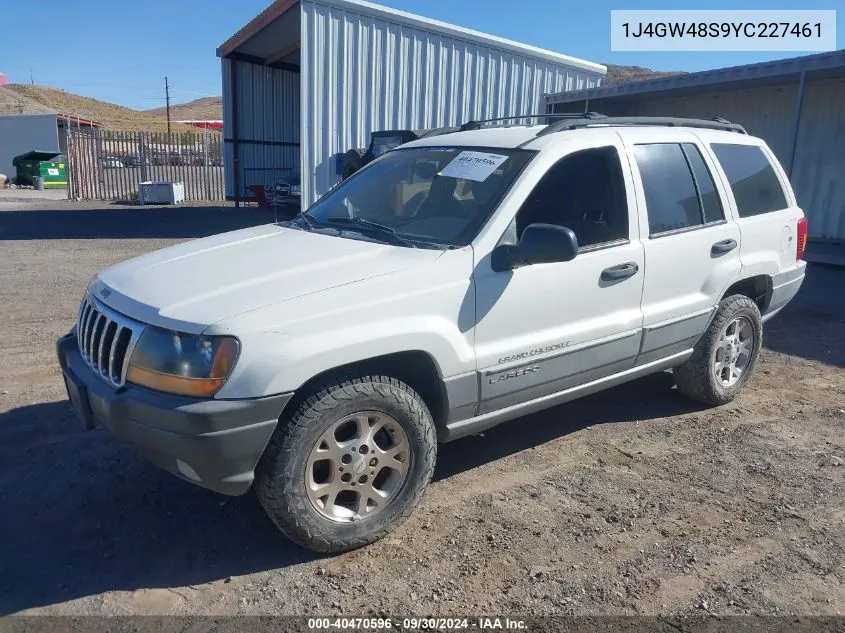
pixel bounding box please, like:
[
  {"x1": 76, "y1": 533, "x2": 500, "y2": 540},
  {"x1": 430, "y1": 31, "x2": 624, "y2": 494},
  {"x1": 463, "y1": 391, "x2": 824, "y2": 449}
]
[{"x1": 0, "y1": 201, "x2": 842, "y2": 617}]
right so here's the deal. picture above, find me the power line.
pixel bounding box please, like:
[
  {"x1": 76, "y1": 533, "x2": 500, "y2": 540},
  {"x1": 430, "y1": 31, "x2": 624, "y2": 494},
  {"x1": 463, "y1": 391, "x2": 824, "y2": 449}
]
[
  {"x1": 168, "y1": 88, "x2": 220, "y2": 97},
  {"x1": 165, "y1": 76, "x2": 171, "y2": 135}
]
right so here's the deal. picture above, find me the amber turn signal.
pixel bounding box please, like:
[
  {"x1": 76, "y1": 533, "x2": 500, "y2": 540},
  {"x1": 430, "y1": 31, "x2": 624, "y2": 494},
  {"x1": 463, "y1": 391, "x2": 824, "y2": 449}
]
[{"x1": 127, "y1": 366, "x2": 226, "y2": 397}]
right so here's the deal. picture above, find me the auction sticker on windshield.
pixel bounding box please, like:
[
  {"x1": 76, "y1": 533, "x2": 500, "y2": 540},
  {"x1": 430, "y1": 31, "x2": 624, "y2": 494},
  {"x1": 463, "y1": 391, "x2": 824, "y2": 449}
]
[{"x1": 439, "y1": 151, "x2": 509, "y2": 182}]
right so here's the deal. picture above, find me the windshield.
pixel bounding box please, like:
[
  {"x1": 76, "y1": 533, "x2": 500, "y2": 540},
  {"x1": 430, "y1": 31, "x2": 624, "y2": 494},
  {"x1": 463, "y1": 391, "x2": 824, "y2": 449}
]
[{"x1": 302, "y1": 147, "x2": 534, "y2": 247}]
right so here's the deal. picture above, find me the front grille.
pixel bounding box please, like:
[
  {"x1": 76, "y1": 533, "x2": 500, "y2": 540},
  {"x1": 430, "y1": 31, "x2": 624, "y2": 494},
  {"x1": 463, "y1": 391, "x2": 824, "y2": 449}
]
[{"x1": 76, "y1": 295, "x2": 143, "y2": 387}]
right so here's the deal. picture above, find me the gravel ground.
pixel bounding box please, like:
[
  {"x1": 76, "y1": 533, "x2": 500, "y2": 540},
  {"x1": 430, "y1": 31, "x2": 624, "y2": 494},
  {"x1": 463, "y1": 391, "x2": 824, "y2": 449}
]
[{"x1": 0, "y1": 201, "x2": 842, "y2": 617}]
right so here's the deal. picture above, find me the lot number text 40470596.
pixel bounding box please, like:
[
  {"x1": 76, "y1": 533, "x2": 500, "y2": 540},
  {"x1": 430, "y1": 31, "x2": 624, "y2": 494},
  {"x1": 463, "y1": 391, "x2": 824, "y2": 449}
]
[{"x1": 307, "y1": 617, "x2": 528, "y2": 630}]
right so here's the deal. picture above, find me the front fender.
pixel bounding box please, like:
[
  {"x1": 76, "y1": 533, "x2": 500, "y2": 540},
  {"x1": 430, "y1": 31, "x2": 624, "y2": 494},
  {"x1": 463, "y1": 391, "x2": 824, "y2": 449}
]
[
  {"x1": 208, "y1": 248, "x2": 477, "y2": 400},
  {"x1": 215, "y1": 316, "x2": 475, "y2": 399}
]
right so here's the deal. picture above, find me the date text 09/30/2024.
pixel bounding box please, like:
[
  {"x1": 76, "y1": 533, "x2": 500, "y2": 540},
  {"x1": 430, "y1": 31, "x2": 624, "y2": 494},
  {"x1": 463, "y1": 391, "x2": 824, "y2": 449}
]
[{"x1": 307, "y1": 618, "x2": 528, "y2": 630}]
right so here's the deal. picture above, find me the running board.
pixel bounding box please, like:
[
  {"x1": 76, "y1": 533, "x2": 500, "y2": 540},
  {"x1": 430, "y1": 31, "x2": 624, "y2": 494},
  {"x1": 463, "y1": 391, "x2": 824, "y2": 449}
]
[{"x1": 441, "y1": 349, "x2": 693, "y2": 442}]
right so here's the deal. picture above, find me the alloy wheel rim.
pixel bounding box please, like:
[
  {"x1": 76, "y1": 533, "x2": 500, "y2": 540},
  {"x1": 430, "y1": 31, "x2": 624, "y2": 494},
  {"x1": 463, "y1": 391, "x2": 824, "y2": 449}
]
[
  {"x1": 713, "y1": 316, "x2": 754, "y2": 387},
  {"x1": 305, "y1": 411, "x2": 410, "y2": 522}
]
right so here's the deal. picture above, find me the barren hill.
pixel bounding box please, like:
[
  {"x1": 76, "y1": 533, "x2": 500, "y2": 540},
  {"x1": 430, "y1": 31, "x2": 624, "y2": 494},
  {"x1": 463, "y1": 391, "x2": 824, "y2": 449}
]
[
  {"x1": 0, "y1": 63, "x2": 678, "y2": 134},
  {"x1": 604, "y1": 63, "x2": 683, "y2": 86},
  {"x1": 146, "y1": 96, "x2": 222, "y2": 121},
  {"x1": 0, "y1": 84, "x2": 198, "y2": 132}
]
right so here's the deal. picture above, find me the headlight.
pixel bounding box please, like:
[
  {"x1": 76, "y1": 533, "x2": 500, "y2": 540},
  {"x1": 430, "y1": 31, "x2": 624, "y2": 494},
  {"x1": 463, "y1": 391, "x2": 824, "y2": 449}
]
[{"x1": 126, "y1": 327, "x2": 239, "y2": 397}]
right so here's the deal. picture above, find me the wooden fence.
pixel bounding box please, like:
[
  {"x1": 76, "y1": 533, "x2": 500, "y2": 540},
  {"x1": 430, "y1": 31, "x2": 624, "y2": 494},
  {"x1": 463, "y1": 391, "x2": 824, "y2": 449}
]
[{"x1": 66, "y1": 128, "x2": 225, "y2": 201}]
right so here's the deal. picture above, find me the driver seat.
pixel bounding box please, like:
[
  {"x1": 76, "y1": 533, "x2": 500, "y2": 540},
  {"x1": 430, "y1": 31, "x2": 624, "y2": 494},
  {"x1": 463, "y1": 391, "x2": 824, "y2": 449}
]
[{"x1": 415, "y1": 176, "x2": 459, "y2": 218}]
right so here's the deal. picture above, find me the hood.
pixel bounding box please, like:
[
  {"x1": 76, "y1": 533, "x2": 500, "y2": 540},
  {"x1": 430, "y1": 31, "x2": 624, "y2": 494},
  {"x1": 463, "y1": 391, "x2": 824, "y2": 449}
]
[{"x1": 94, "y1": 224, "x2": 443, "y2": 333}]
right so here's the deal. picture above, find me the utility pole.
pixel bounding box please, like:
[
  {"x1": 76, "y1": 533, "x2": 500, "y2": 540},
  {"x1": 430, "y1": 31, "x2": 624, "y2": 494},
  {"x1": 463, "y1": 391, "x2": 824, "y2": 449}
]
[{"x1": 165, "y1": 76, "x2": 172, "y2": 135}]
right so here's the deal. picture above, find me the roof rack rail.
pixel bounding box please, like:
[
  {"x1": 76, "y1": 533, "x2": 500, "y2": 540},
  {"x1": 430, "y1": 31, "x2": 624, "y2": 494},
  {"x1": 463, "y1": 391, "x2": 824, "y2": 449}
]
[
  {"x1": 537, "y1": 116, "x2": 747, "y2": 136},
  {"x1": 460, "y1": 112, "x2": 606, "y2": 132}
]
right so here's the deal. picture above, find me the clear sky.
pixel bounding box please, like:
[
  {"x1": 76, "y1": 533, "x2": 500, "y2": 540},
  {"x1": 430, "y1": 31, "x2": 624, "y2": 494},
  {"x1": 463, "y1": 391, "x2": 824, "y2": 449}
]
[{"x1": 0, "y1": 0, "x2": 839, "y2": 110}]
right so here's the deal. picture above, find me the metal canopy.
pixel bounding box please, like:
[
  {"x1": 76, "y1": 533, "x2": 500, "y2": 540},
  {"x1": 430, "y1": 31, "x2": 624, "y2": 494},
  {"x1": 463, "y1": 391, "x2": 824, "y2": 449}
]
[
  {"x1": 218, "y1": 0, "x2": 605, "y2": 75},
  {"x1": 546, "y1": 49, "x2": 845, "y2": 105},
  {"x1": 218, "y1": 0, "x2": 301, "y2": 70}
]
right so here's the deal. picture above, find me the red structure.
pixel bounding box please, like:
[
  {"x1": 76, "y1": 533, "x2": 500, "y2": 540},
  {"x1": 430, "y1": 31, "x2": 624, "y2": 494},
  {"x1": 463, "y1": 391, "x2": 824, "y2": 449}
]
[
  {"x1": 0, "y1": 73, "x2": 8, "y2": 86},
  {"x1": 58, "y1": 113, "x2": 100, "y2": 128},
  {"x1": 176, "y1": 120, "x2": 223, "y2": 130}
]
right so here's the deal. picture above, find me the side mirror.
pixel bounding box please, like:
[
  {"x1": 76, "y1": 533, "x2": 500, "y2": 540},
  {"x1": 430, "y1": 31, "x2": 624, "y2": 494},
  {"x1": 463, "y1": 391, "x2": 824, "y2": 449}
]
[{"x1": 491, "y1": 223, "x2": 578, "y2": 272}]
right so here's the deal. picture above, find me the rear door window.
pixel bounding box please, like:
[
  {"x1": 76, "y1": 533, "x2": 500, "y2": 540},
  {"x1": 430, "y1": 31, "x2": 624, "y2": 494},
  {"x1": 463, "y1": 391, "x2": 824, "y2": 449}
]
[
  {"x1": 711, "y1": 144, "x2": 789, "y2": 217},
  {"x1": 635, "y1": 143, "x2": 726, "y2": 236},
  {"x1": 634, "y1": 144, "x2": 707, "y2": 235},
  {"x1": 682, "y1": 143, "x2": 724, "y2": 224}
]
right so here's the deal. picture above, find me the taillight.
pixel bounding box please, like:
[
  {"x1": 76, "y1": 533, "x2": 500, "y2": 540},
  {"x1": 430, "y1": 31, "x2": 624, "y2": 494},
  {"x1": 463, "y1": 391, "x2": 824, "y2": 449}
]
[{"x1": 796, "y1": 217, "x2": 808, "y2": 260}]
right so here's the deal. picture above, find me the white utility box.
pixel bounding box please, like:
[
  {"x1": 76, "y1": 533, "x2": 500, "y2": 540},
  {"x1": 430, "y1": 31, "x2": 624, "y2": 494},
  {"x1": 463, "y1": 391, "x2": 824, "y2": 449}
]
[{"x1": 139, "y1": 181, "x2": 185, "y2": 205}]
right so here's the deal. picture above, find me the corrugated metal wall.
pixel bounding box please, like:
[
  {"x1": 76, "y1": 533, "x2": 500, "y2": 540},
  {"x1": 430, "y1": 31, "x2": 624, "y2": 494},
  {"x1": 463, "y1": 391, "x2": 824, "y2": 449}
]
[
  {"x1": 548, "y1": 77, "x2": 845, "y2": 241},
  {"x1": 791, "y1": 78, "x2": 845, "y2": 241},
  {"x1": 222, "y1": 57, "x2": 300, "y2": 200},
  {"x1": 299, "y1": 0, "x2": 602, "y2": 206}
]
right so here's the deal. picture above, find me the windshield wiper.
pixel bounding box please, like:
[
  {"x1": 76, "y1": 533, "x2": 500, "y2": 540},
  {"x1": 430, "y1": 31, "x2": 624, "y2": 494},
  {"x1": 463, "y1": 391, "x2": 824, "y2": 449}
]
[
  {"x1": 289, "y1": 212, "x2": 317, "y2": 231},
  {"x1": 323, "y1": 217, "x2": 417, "y2": 248}
]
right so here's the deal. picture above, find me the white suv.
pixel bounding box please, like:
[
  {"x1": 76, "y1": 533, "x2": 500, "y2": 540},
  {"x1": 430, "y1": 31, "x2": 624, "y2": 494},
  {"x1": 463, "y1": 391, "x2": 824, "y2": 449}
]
[{"x1": 57, "y1": 115, "x2": 807, "y2": 553}]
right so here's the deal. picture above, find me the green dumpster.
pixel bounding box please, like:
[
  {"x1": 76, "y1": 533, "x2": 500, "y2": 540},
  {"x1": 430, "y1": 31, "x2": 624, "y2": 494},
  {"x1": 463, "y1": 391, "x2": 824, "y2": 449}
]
[{"x1": 12, "y1": 151, "x2": 67, "y2": 188}]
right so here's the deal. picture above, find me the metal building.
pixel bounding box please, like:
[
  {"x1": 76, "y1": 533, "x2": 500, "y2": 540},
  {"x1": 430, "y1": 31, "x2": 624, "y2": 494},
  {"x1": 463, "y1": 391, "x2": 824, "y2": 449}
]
[
  {"x1": 545, "y1": 50, "x2": 845, "y2": 243},
  {"x1": 0, "y1": 112, "x2": 98, "y2": 179},
  {"x1": 218, "y1": 0, "x2": 605, "y2": 207}
]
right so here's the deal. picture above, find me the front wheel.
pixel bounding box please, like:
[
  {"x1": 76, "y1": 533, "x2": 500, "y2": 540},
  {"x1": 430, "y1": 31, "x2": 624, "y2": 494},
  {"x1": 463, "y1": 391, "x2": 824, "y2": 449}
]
[
  {"x1": 674, "y1": 294, "x2": 763, "y2": 406},
  {"x1": 255, "y1": 374, "x2": 437, "y2": 553}
]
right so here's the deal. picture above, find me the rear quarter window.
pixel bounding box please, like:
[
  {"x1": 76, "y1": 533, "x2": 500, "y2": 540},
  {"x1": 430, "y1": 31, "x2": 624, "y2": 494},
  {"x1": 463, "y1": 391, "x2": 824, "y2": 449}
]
[{"x1": 711, "y1": 144, "x2": 789, "y2": 217}]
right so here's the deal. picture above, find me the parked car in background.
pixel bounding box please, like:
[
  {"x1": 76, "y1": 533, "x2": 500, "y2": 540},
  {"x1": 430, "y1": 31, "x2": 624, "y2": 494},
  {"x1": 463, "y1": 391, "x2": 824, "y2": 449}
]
[
  {"x1": 101, "y1": 156, "x2": 124, "y2": 169},
  {"x1": 268, "y1": 173, "x2": 301, "y2": 216},
  {"x1": 122, "y1": 155, "x2": 150, "y2": 168},
  {"x1": 150, "y1": 152, "x2": 186, "y2": 166},
  {"x1": 58, "y1": 115, "x2": 806, "y2": 555}
]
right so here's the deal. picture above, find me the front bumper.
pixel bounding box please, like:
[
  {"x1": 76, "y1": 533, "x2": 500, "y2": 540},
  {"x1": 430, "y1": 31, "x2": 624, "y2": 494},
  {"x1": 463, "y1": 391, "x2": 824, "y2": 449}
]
[{"x1": 56, "y1": 332, "x2": 293, "y2": 495}]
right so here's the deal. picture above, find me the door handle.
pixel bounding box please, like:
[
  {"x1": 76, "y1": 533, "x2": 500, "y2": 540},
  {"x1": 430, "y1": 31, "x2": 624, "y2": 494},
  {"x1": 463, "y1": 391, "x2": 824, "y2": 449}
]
[
  {"x1": 601, "y1": 262, "x2": 639, "y2": 282},
  {"x1": 711, "y1": 239, "x2": 738, "y2": 255}
]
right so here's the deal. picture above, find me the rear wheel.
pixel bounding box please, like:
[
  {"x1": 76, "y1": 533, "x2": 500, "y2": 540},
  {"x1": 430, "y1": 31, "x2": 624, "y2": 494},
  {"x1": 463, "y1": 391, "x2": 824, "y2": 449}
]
[
  {"x1": 674, "y1": 295, "x2": 763, "y2": 405},
  {"x1": 255, "y1": 374, "x2": 436, "y2": 553}
]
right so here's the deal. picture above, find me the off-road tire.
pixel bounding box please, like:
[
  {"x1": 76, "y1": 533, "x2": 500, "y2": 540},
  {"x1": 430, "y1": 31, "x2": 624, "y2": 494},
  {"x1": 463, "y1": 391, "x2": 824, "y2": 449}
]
[
  {"x1": 255, "y1": 374, "x2": 437, "y2": 553},
  {"x1": 674, "y1": 294, "x2": 763, "y2": 406}
]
